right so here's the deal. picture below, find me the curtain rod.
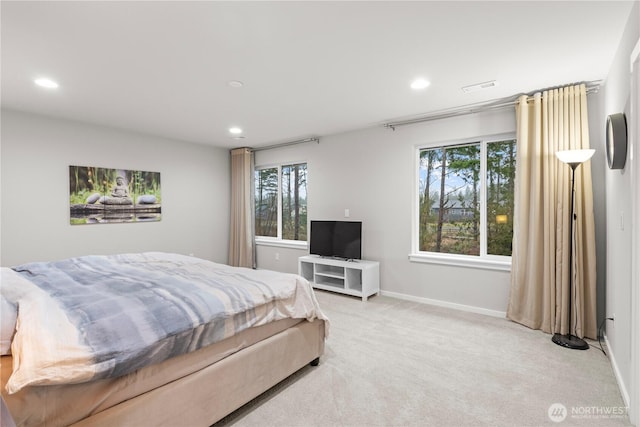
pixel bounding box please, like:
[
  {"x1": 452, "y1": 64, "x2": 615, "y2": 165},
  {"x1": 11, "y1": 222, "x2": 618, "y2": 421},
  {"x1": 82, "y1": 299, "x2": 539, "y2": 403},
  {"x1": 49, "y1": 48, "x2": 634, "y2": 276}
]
[
  {"x1": 252, "y1": 137, "x2": 320, "y2": 152},
  {"x1": 384, "y1": 81, "x2": 601, "y2": 130}
]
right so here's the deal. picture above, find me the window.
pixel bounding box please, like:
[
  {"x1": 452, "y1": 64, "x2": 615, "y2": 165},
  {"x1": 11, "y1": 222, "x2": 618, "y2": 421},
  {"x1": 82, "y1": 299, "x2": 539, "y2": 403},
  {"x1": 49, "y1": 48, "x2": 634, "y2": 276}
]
[
  {"x1": 414, "y1": 137, "x2": 516, "y2": 266},
  {"x1": 255, "y1": 163, "x2": 308, "y2": 243}
]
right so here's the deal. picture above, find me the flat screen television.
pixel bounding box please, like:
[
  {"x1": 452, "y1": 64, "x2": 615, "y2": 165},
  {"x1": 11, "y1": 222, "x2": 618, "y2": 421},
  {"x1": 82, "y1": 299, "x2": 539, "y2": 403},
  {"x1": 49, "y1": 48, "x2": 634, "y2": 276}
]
[{"x1": 309, "y1": 220, "x2": 362, "y2": 260}]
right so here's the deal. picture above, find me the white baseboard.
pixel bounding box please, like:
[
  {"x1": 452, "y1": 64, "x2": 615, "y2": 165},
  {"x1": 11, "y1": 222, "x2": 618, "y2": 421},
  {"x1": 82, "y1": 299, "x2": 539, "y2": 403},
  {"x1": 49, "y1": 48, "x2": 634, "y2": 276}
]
[
  {"x1": 380, "y1": 290, "x2": 507, "y2": 319},
  {"x1": 604, "y1": 333, "x2": 631, "y2": 409}
]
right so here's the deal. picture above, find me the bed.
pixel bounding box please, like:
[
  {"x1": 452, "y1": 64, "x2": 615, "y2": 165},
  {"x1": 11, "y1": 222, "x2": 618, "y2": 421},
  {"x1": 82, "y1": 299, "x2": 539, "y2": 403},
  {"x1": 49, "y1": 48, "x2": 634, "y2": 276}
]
[{"x1": 0, "y1": 252, "x2": 328, "y2": 426}]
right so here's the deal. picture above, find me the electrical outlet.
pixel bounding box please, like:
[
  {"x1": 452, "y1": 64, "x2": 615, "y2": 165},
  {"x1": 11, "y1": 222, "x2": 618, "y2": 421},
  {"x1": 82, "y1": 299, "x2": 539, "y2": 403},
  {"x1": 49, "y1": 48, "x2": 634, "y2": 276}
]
[
  {"x1": 607, "y1": 314, "x2": 615, "y2": 331},
  {"x1": 275, "y1": 252, "x2": 280, "y2": 261}
]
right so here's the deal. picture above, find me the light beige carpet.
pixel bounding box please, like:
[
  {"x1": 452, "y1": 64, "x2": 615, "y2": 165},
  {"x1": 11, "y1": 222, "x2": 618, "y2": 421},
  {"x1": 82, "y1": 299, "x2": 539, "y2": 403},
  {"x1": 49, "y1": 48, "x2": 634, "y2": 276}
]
[{"x1": 215, "y1": 290, "x2": 630, "y2": 426}]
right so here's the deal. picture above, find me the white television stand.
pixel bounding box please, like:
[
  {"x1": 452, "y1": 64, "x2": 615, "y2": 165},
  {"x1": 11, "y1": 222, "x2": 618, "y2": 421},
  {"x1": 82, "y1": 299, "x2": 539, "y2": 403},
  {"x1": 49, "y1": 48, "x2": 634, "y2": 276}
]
[{"x1": 298, "y1": 255, "x2": 380, "y2": 301}]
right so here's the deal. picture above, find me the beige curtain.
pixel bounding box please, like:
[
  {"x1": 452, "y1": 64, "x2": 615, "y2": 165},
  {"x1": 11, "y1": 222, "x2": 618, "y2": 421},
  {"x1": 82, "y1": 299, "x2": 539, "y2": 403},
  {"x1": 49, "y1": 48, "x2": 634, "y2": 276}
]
[
  {"x1": 228, "y1": 147, "x2": 255, "y2": 268},
  {"x1": 507, "y1": 84, "x2": 597, "y2": 339}
]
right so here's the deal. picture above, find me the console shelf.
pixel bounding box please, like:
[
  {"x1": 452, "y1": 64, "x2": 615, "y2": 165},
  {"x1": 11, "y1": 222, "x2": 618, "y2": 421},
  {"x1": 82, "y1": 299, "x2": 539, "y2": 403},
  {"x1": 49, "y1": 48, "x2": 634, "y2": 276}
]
[{"x1": 298, "y1": 255, "x2": 379, "y2": 301}]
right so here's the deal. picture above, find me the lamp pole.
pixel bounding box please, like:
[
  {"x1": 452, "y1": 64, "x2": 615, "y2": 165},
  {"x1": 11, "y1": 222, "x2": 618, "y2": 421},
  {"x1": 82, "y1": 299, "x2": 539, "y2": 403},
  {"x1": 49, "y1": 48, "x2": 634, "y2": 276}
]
[{"x1": 552, "y1": 149, "x2": 594, "y2": 350}]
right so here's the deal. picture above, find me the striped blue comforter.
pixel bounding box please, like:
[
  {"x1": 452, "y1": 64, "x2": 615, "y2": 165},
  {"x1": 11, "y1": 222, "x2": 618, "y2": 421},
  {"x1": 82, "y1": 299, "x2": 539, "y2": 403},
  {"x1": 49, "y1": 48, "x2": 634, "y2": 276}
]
[{"x1": 2, "y1": 252, "x2": 327, "y2": 394}]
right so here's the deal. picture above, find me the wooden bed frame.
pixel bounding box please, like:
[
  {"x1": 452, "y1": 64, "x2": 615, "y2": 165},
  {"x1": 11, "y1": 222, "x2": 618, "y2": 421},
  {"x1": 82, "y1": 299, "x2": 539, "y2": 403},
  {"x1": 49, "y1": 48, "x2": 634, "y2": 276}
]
[{"x1": 2, "y1": 319, "x2": 325, "y2": 427}]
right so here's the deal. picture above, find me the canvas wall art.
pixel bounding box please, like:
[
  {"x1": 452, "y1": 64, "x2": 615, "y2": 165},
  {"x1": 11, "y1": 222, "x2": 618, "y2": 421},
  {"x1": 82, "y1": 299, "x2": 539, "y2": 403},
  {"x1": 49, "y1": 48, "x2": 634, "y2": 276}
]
[{"x1": 69, "y1": 166, "x2": 161, "y2": 225}]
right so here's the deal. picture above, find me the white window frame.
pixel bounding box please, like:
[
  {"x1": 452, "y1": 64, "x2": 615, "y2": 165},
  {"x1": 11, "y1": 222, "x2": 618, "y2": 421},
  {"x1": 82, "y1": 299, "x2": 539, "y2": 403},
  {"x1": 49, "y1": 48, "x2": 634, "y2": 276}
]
[
  {"x1": 254, "y1": 162, "x2": 308, "y2": 250},
  {"x1": 409, "y1": 134, "x2": 515, "y2": 271}
]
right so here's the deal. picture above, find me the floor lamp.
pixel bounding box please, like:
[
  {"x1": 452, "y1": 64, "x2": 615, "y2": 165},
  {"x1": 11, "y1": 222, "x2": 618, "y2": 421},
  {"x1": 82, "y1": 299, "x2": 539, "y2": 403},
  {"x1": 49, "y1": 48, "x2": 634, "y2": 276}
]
[{"x1": 552, "y1": 148, "x2": 595, "y2": 350}]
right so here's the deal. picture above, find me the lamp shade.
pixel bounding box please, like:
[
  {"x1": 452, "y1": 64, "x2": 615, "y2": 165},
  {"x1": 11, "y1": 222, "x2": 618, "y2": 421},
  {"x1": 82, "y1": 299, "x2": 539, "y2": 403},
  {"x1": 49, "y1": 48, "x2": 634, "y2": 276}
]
[{"x1": 555, "y1": 149, "x2": 595, "y2": 165}]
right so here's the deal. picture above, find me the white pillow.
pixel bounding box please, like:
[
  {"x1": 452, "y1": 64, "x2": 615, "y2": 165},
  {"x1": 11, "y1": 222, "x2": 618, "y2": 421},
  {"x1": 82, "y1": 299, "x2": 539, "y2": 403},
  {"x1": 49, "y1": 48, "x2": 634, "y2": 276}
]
[{"x1": 1, "y1": 295, "x2": 17, "y2": 355}]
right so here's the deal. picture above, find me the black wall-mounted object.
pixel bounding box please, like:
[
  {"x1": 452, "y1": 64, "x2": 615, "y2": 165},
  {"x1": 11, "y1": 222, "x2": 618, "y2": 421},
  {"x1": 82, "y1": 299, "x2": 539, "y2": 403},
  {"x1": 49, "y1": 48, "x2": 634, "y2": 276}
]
[{"x1": 606, "y1": 113, "x2": 628, "y2": 169}]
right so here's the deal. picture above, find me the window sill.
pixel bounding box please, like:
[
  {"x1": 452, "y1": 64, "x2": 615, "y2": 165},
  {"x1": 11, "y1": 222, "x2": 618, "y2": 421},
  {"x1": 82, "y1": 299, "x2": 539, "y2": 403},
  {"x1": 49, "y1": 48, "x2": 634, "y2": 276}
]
[
  {"x1": 255, "y1": 238, "x2": 308, "y2": 250},
  {"x1": 408, "y1": 253, "x2": 511, "y2": 272}
]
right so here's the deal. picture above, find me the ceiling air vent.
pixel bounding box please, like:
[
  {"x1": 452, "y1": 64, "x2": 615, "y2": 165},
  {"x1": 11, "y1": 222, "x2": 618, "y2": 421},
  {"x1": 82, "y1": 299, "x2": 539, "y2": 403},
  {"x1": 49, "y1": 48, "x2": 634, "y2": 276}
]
[{"x1": 461, "y1": 80, "x2": 498, "y2": 93}]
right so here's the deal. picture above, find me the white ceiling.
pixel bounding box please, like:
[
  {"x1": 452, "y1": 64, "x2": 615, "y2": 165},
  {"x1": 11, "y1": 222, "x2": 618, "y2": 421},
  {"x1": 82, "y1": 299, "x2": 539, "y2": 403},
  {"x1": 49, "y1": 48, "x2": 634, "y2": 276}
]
[{"x1": 1, "y1": 1, "x2": 635, "y2": 149}]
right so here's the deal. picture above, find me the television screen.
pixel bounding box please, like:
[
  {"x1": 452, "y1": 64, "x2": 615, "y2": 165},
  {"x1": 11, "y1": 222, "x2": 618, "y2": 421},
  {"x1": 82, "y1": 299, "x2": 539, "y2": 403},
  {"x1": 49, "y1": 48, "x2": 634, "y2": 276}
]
[{"x1": 310, "y1": 220, "x2": 362, "y2": 260}]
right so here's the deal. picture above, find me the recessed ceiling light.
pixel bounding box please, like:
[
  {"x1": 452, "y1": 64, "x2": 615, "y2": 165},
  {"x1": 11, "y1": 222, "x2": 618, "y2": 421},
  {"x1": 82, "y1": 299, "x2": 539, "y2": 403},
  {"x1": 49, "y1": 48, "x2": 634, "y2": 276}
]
[
  {"x1": 229, "y1": 127, "x2": 243, "y2": 135},
  {"x1": 228, "y1": 80, "x2": 244, "y2": 88},
  {"x1": 410, "y1": 78, "x2": 430, "y2": 90},
  {"x1": 34, "y1": 78, "x2": 59, "y2": 89}
]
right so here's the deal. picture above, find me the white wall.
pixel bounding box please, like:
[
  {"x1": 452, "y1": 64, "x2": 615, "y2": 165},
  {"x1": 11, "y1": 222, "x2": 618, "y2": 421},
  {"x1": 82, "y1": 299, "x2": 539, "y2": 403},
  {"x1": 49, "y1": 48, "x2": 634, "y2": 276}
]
[
  {"x1": 599, "y1": 0, "x2": 639, "y2": 418},
  {"x1": 588, "y1": 90, "x2": 609, "y2": 329},
  {"x1": 256, "y1": 109, "x2": 516, "y2": 315},
  {"x1": 0, "y1": 110, "x2": 230, "y2": 266}
]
